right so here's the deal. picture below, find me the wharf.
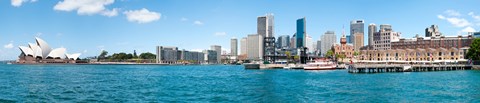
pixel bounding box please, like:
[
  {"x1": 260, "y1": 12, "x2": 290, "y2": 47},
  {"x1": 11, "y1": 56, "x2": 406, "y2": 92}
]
[{"x1": 348, "y1": 64, "x2": 472, "y2": 73}]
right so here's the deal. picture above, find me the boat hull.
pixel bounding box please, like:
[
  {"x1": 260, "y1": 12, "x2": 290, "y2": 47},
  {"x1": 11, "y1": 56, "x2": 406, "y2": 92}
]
[{"x1": 304, "y1": 67, "x2": 336, "y2": 70}]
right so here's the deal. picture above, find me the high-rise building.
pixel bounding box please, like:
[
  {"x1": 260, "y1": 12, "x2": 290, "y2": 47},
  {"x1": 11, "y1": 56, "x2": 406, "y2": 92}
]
[
  {"x1": 210, "y1": 45, "x2": 221, "y2": 64},
  {"x1": 368, "y1": 23, "x2": 376, "y2": 46},
  {"x1": 247, "y1": 34, "x2": 264, "y2": 60},
  {"x1": 353, "y1": 32, "x2": 364, "y2": 52},
  {"x1": 321, "y1": 31, "x2": 336, "y2": 56},
  {"x1": 425, "y1": 25, "x2": 441, "y2": 37},
  {"x1": 277, "y1": 35, "x2": 290, "y2": 49},
  {"x1": 350, "y1": 19, "x2": 364, "y2": 40},
  {"x1": 373, "y1": 24, "x2": 400, "y2": 50},
  {"x1": 240, "y1": 37, "x2": 247, "y2": 55},
  {"x1": 257, "y1": 13, "x2": 274, "y2": 38},
  {"x1": 231, "y1": 38, "x2": 238, "y2": 57},
  {"x1": 290, "y1": 33, "x2": 296, "y2": 49},
  {"x1": 306, "y1": 34, "x2": 314, "y2": 53},
  {"x1": 258, "y1": 13, "x2": 275, "y2": 62},
  {"x1": 316, "y1": 40, "x2": 322, "y2": 55},
  {"x1": 296, "y1": 17, "x2": 306, "y2": 48},
  {"x1": 346, "y1": 35, "x2": 352, "y2": 43}
]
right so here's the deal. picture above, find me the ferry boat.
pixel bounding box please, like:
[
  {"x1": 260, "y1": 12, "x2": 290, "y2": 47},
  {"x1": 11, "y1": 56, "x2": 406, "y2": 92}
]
[{"x1": 303, "y1": 59, "x2": 337, "y2": 70}]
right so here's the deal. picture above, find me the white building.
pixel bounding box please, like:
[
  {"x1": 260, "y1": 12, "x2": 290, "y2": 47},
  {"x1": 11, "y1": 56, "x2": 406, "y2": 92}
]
[
  {"x1": 247, "y1": 34, "x2": 263, "y2": 60},
  {"x1": 231, "y1": 38, "x2": 238, "y2": 57},
  {"x1": 305, "y1": 34, "x2": 314, "y2": 53},
  {"x1": 240, "y1": 37, "x2": 247, "y2": 55},
  {"x1": 321, "y1": 31, "x2": 336, "y2": 56},
  {"x1": 17, "y1": 37, "x2": 82, "y2": 64}
]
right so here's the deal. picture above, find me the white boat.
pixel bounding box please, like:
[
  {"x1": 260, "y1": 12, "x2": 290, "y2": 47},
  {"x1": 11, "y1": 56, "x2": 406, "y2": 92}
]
[
  {"x1": 283, "y1": 64, "x2": 303, "y2": 69},
  {"x1": 304, "y1": 59, "x2": 337, "y2": 70}
]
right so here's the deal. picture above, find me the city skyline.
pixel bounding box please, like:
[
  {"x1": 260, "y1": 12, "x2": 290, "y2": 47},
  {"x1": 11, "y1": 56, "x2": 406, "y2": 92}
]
[{"x1": 1, "y1": 0, "x2": 480, "y2": 60}]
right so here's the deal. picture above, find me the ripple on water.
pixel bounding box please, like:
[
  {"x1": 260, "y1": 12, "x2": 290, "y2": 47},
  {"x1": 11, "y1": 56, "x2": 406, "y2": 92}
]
[{"x1": 0, "y1": 64, "x2": 479, "y2": 102}]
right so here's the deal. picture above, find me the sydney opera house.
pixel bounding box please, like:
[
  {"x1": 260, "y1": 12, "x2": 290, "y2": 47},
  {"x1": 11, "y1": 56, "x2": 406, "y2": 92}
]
[{"x1": 16, "y1": 37, "x2": 82, "y2": 64}]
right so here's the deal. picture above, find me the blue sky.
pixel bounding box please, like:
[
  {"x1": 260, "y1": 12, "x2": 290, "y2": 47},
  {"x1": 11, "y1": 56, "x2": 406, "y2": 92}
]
[{"x1": 1, "y1": 0, "x2": 479, "y2": 60}]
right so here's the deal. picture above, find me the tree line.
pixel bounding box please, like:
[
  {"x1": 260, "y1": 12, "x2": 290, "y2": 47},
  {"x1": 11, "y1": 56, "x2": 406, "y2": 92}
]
[{"x1": 97, "y1": 50, "x2": 156, "y2": 61}]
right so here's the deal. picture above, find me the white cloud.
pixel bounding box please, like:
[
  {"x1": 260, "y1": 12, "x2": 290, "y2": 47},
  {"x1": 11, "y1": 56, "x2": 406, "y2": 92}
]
[
  {"x1": 53, "y1": 0, "x2": 115, "y2": 16},
  {"x1": 437, "y1": 14, "x2": 471, "y2": 27},
  {"x1": 468, "y1": 12, "x2": 480, "y2": 21},
  {"x1": 214, "y1": 32, "x2": 226, "y2": 36},
  {"x1": 123, "y1": 8, "x2": 161, "y2": 24},
  {"x1": 4, "y1": 43, "x2": 14, "y2": 49},
  {"x1": 11, "y1": 0, "x2": 36, "y2": 7},
  {"x1": 181, "y1": 17, "x2": 188, "y2": 21},
  {"x1": 101, "y1": 8, "x2": 119, "y2": 17},
  {"x1": 437, "y1": 15, "x2": 445, "y2": 19},
  {"x1": 83, "y1": 50, "x2": 88, "y2": 53},
  {"x1": 444, "y1": 10, "x2": 461, "y2": 16},
  {"x1": 461, "y1": 27, "x2": 476, "y2": 33},
  {"x1": 193, "y1": 20, "x2": 203, "y2": 25}
]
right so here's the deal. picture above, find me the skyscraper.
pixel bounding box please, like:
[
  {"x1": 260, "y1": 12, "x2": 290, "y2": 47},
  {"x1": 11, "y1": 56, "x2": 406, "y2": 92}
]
[
  {"x1": 368, "y1": 23, "x2": 376, "y2": 46},
  {"x1": 230, "y1": 38, "x2": 238, "y2": 57},
  {"x1": 257, "y1": 13, "x2": 275, "y2": 62},
  {"x1": 240, "y1": 37, "x2": 247, "y2": 55},
  {"x1": 277, "y1": 35, "x2": 290, "y2": 49},
  {"x1": 350, "y1": 20, "x2": 364, "y2": 44},
  {"x1": 296, "y1": 17, "x2": 306, "y2": 48},
  {"x1": 346, "y1": 35, "x2": 351, "y2": 44},
  {"x1": 247, "y1": 34, "x2": 264, "y2": 60},
  {"x1": 316, "y1": 40, "x2": 321, "y2": 55},
  {"x1": 210, "y1": 45, "x2": 221, "y2": 64},
  {"x1": 353, "y1": 32, "x2": 364, "y2": 52},
  {"x1": 306, "y1": 34, "x2": 314, "y2": 53},
  {"x1": 257, "y1": 13, "x2": 274, "y2": 38},
  {"x1": 321, "y1": 31, "x2": 336, "y2": 56}
]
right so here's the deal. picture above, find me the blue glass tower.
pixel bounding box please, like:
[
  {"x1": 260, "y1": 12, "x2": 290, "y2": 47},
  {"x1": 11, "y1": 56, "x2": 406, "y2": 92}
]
[{"x1": 296, "y1": 17, "x2": 306, "y2": 48}]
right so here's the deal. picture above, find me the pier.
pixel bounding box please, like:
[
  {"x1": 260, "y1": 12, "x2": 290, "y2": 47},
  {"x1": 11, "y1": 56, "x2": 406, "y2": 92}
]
[{"x1": 348, "y1": 64, "x2": 472, "y2": 73}]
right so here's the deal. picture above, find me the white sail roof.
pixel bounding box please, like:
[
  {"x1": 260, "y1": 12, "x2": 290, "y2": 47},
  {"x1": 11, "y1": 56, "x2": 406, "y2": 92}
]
[
  {"x1": 35, "y1": 37, "x2": 52, "y2": 58},
  {"x1": 47, "y1": 48, "x2": 66, "y2": 59},
  {"x1": 19, "y1": 46, "x2": 34, "y2": 56},
  {"x1": 66, "y1": 53, "x2": 82, "y2": 60},
  {"x1": 28, "y1": 43, "x2": 42, "y2": 58}
]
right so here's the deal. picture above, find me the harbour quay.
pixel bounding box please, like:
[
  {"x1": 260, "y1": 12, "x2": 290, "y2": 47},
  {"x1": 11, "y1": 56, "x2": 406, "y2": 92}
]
[{"x1": 348, "y1": 61, "x2": 473, "y2": 73}]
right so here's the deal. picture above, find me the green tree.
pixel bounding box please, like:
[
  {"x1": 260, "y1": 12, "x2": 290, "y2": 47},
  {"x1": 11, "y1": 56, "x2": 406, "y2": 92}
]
[
  {"x1": 133, "y1": 50, "x2": 138, "y2": 59},
  {"x1": 467, "y1": 38, "x2": 480, "y2": 60},
  {"x1": 326, "y1": 50, "x2": 334, "y2": 58},
  {"x1": 98, "y1": 50, "x2": 108, "y2": 61},
  {"x1": 285, "y1": 51, "x2": 291, "y2": 63},
  {"x1": 139, "y1": 52, "x2": 156, "y2": 59},
  {"x1": 293, "y1": 55, "x2": 300, "y2": 63},
  {"x1": 338, "y1": 54, "x2": 346, "y2": 62},
  {"x1": 353, "y1": 52, "x2": 360, "y2": 56}
]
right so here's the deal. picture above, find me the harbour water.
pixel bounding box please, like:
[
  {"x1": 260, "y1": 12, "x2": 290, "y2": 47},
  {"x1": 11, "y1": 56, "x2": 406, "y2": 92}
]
[{"x1": 1, "y1": 63, "x2": 480, "y2": 102}]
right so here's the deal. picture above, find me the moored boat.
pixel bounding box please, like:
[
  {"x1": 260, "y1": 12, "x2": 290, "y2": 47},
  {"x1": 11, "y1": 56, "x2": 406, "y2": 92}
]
[{"x1": 304, "y1": 59, "x2": 337, "y2": 70}]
